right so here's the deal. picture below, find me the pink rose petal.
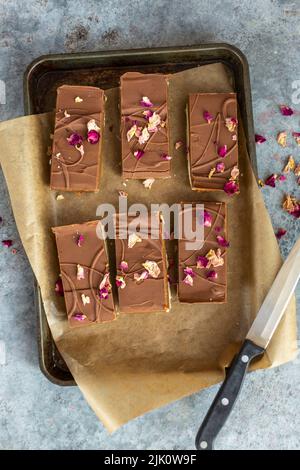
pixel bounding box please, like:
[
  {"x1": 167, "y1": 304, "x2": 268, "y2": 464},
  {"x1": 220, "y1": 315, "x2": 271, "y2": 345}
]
[
  {"x1": 2, "y1": 239, "x2": 13, "y2": 248},
  {"x1": 279, "y1": 105, "x2": 294, "y2": 116},
  {"x1": 224, "y1": 180, "x2": 239, "y2": 195},
  {"x1": 76, "y1": 234, "x2": 84, "y2": 247},
  {"x1": 265, "y1": 174, "x2": 278, "y2": 187},
  {"x1": 203, "y1": 210, "x2": 212, "y2": 227},
  {"x1": 99, "y1": 288, "x2": 109, "y2": 299},
  {"x1": 67, "y1": 133, "x2": 83, "y2": 146},
  {"x1": 143, "y1": 110, "x2": 153, "y2": 119},
  {"x1": 161, "y1": 153, "x2": 172, "y2": 161},
  {"x1": 207, "y1": 270, "x2": 218, "y2": 280},
  {"x1": 87, "y1": 129, "x2": 100, "y2": 144},
  {"x1": 184, "y1": 267, "x2": 195, "y2": 277},
  {"x1": 203, "y1": 111, "x2": 213, "y2": 124},
  {"x1": 255, "y1": 134, "x2": 266, "y2": 144},
  {"x1": 218, "y1": 144, "x2": 227, "y2": 158},
  {"x1": 278, "y1": 174, "x2": 286, "y2": 181},
  {"x1": 133, "y1": 150, "x2": 145, "y2": 160},
  {"x1": 119, "y1": 261, "x2": 128, "y2": 272},
  {"x1": 216, "y1": 162, "x2": 225, "y2": 173},
  {"x1": 216, "y1": 235, "x2": 230, "y2": 247},
  {"x1": 72, "y1": 313, "x2": 87, "y2": 321},
  {"x1": 134, "y1": 271, "x2": 149, "y2": 282},
  {"x1": 196, "y1": 256, "x2": 209, "y2": 269},
  {"x1": 275, "y1": 228, "x2": 287, "y2": 240},
  {"x1": 140, "y1": 96, "x2": 153, "y2": 107}
]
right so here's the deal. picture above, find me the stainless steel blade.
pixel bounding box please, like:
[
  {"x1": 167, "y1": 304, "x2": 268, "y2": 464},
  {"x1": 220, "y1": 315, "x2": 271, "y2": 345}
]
[{"x1": 246, "y1": 237, "x2": 300, "y2": 349}]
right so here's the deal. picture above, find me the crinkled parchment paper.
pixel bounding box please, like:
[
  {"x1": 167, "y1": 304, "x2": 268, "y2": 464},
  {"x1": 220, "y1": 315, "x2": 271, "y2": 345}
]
[{"x1": 0, "y1": 63, "x2": 296, "y2": 431}]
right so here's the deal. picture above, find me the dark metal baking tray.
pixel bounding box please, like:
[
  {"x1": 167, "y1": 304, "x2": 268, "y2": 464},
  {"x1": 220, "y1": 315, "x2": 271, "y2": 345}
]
[{"x1": 24, "y1": 43, "x2": 257, "y2": 386}]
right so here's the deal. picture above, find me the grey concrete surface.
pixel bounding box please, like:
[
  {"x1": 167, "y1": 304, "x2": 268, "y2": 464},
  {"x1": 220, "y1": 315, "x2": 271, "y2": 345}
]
[{"x1": 0, "y1": 0, "x2": 299, "y2": 450}]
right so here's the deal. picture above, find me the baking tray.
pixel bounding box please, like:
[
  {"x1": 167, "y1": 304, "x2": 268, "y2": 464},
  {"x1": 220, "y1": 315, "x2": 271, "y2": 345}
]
[{"x1": 24, "y1": 43, "x2": 257, "y2": 386}]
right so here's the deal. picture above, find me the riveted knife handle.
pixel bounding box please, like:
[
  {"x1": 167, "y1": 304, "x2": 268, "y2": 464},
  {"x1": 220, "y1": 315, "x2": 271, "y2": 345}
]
[{"x1": 195, "y1": 340, "x2": 265, "y2": 450}]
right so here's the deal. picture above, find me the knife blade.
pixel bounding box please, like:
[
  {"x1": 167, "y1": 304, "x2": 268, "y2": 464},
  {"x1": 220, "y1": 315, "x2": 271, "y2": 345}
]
[{"x1": 195, "y1": 237, "x2": 300, "y2": 450}]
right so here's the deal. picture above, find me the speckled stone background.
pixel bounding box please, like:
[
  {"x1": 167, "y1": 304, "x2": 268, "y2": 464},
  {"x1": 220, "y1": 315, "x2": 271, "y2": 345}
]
[{"x1": 0, "y1": 0, "x2": 299, "y2": 451}]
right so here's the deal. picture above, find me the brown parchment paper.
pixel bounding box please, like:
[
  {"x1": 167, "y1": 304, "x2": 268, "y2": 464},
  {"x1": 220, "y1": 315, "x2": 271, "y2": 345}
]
[{"x1": 0, "y1": 63, "x2": 297, "y2": 432}]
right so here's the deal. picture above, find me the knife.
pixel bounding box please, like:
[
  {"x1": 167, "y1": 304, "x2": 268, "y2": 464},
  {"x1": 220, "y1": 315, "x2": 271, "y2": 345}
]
[{"x1": 195, "y1": 237, "x2": 300, "y2": 450}]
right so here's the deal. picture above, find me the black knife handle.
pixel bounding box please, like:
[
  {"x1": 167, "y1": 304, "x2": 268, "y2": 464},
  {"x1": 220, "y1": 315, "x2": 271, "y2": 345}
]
[{"x1": 195, "y1": 339, "x2": 265, "y2": 450}]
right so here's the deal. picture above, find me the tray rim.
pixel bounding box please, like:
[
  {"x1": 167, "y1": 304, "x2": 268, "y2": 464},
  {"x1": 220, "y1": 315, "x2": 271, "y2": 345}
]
[{"x1": 23, "y1": 42, "x2": 257, "y2": 386}]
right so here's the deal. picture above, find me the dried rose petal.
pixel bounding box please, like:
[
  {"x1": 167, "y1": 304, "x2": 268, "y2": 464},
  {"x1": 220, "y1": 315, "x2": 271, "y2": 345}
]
[
  {"x1": 55, "y1": 278, "x2": 64, "y2": 296},
  {"x1": 87, "y1": 119, "x2": 100, "y2": 133},
  {"x1": 76, "y1": 233, "x2": 84, "y2": 247},
  {"x1": 279, "y1": 105, "x2": 294, "y2": 116},
  {"x1": 134, "y1": 270, "x2": 149, "y2": 282},
  {"x1": 283, "y1": 155, "x2": 295, "y2": 173},
  {"x1": 292, "y1": 132, "x2": 300, "y2": 145},
  {"x1": 77, "y1": 264, "x2": 85, "y2": 280},
  {"x1": 183, "y1": 274, "x2": 194, "y2": 286},
  {"x1": 116, "y1": 275, "x2": 126, "y2": 289},
  {"x1": 64, "y1": 110, "x2": 70, "y2": 118},
  {"x1": 203, "y1": 210, "x2": 212, "y2": 227},
  {"x1": 140, "y1": 96, "x2": 153, "y2": 107},
  {"x1": 207, "y1": 270, "x2": 218, "y2": 280},
  {"x1": 208, "y1": 167, "x2": 216, "y2": 178},
  {"x1": 175, "y1": 141, "x2": 183, "y2": 150},
  {"x1": 265, "y1": 174, "x2": 278, "y2": 187},
  {"x1": 142, "y1": 260, "x2": 161, "y2": 278},
  {"x1": 216, "y1": 235, "x2": 230, "y2": 247},
  {"x1": 127, "y1": 124, "x2": 138, "y2": 142},
  {"x1": 275, "y1": 228, "x2": 287, "y2": 240},
  {"x1": 216, "y1": 162, "x2": 225, "y2": 173},
  {"x1": 133, "y1": 149, "x2": 145, "y2": 160},
  {"x1": 203, "y1": 111, "x2": 213, "y2": 124},
  {"x1": 72, "y1": 313, "x2": 87, "y2": 321},
  {"x1": 119, "y1": 260, "x2": 128, "y2": 272},
  {"x1": 294, "y1": 164, "x2": 300, "y2": 176},
  {"x1": 2, "y1": 240, "x2": 13, "y2": 248},
  {"x1": 148, "y1": 112, "x2": 161, "y2": 132},
  {"x1": 206, "y1": 248, "x2": 224, "y2": 268},
  {"x1": 56, "y1": 194, "x2": 64, "y2": 201},
  {"x1": 161, "y1": 153, "x2": 172, "y2": 161},
  {"x1": 99, "y1": 288, "x2": 109, "y2": 299},
  {"x1": 75, "y1": 96, "x2": 83, "y2": 103},
  {"x1": 184, "y1": 267, "x2": 195, "y2": 277},
  {"x1": 230, "y1": 165, "x2": 239, "y2": 181},
  {"x1": 81, "y1": 294, "x2": 90, "y2": 306},
  {"x1": 255, "y1": 134, "x2": 266, "y2": 144},
  {"x1": 282, "y1": 195, "x2": 300, "y2": 218},
  {"x1": 225, "y1": 117, "x2": 238, "y2": 132},
  {"x1": 196, "y1": 256, "x2": 209, "y2": 269},
  {"x1": 138, "y1": 127, "x2": 150, "y2": 145},
  {"x1": 224, "y1": 180, "x2": 239, "y2": 195},
  {"x1": 277, "y1": 131, "x2": 287, "y2": 147},
  {"x1": 232, "y1": 134, "x2": 237, "y2": 141},
  {"x1": 128, "y1": 233, "x2": 142, "y2": 248},
  {"x1": 67, "y1": 133, "x2": 83, "y2": 146},
  {"x1": 258, "y1": 179, "x2": 265, "y2": 187},
  {"x1": 99, "y1": 272, "x2": 112, "y2": 293},
  {"x1": 118, "y1": 190, "x2": 128, "y2": 198},
  {"x1": 214, "y1": 226, "x2": 222, "y2": 233},
  {"x1": 218, "y1": 144, "x2": 227, "y2": 158},
  {"x1": 11, "y1": 248, "x2": 17, "y2": 255},
  {"x1": 278, "y1": 174, "x2": 287, "y2": 181},
  {"x1": 87, "y1": 130, "x2": 100, "y2": 144},
  {"x1": 143, "y1": 109, "x2": 153, "y2": 119},
  {"x1": 143, "y1": 178, "x2": 155, "y2": 189}
]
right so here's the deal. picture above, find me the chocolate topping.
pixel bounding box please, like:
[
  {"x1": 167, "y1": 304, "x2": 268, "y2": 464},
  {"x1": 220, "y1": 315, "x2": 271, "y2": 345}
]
[
  {"x1": 52, "y1": 221, "x2": 116, "y2": 327},
  {"x1": 115, "y1": 213, "x2": 170, "y2": 313},
  {"x1": 178, "y1": 202, "x2": 227, "y2": 303},
  {"x1": 120, "y1": 72, "x2": 171, "y2": 179},
  {"x1": 188, "y1": 93, "x2": 238, "y2": 191},
  {"x1": 50, "y1": 85, "x2": 104, "y2": 192}
]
